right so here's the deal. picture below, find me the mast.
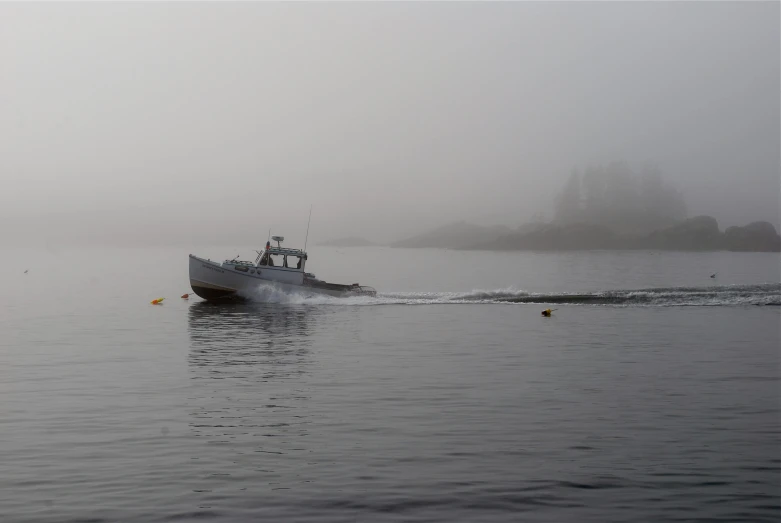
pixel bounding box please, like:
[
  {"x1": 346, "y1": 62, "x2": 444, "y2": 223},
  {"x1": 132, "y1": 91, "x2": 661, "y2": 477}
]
[{"x1": 303, "y1": 205, "x2": 313, "y2": 252}]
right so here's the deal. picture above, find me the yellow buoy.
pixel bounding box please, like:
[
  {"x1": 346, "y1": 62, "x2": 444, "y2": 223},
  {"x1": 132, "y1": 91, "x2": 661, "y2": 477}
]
[{"x1": 151, "y1": 297, "x2": 165, "y2": 305}]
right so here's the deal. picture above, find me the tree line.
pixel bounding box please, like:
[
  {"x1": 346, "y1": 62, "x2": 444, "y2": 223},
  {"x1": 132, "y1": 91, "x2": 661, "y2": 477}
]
[{"x1": 554, "y1": 162, "x2": 687, "y2": 235}]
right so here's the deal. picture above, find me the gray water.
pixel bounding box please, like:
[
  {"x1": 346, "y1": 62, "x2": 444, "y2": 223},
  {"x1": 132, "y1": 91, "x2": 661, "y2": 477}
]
[{"x1": 2, "y1": 246, "x2": 779, "y2": 522}]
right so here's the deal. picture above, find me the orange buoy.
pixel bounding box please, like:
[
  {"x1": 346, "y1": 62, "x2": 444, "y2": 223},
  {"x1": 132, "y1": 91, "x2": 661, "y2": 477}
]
[
  {"x1": 181, "y1": 293, "x2": 189, "y2": 299},
  {"x1": 151, "y1": 297, "x2": 165, "y2": 305}
]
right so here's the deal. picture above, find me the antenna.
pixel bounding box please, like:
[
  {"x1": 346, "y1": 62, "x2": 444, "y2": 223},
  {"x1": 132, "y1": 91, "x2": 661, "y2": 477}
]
[{"x1": 303, "y1": 205, "x2": 313, "y2": 252}]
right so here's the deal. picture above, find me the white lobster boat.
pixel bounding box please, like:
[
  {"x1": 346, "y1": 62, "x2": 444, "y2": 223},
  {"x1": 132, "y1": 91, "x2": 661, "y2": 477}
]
[{"x1": 189, "y1": 235, "x2": 376, "y2": 301}]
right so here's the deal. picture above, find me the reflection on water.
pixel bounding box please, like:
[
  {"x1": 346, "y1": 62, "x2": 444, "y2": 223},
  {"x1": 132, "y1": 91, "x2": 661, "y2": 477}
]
[
  {"x1": 186, "y1": 302, "x2": 323, "y2": 478},
  {"x1": 188, "y1": 301, "x2": 316, "y2": 379}
]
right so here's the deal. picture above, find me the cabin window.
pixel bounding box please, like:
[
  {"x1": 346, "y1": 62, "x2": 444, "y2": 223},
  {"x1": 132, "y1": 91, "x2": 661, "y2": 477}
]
[
  {"x1": 235, "y1": 266, "x2": 249, "y2": 272},
  {"x1": 267, "y1": 254, "x2": 284, "y2": 267},
  {"x1": 286, "y1": 255, "x2": 303, "y2": 269}
]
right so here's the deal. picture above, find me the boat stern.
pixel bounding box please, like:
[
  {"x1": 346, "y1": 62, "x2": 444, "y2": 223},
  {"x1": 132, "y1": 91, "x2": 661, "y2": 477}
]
[{"x1": 349, "y1": 285, "x2": 377, "y2": 297}]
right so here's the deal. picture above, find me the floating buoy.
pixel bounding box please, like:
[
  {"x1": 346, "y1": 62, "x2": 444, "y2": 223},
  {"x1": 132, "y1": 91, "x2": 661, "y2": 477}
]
[
  {"x1": 151, "y1": 297, "x2": 165, "y2": 305},
  {"x1": 181, "y1": 293, "x2": 189, "y2": 299},
  {"x1": 541, "y1": 308, "x2": 556, "y2": 317}
]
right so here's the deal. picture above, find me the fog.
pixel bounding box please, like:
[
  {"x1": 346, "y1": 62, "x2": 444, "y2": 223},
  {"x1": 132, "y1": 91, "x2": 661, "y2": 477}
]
[{"x1": 1, "y1": 2, "x2": 778, "y2": 247}]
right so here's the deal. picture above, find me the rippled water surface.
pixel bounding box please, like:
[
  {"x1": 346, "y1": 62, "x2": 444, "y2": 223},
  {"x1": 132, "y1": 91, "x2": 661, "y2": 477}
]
[{"x1": 1, "y1": 247, "x2": 779, "y2": 522}]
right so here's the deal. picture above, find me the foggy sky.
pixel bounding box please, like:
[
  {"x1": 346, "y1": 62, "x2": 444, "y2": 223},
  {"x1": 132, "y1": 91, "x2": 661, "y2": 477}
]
[{"x1": 1, "y1": 2, "x2": 779, "y2": 247}]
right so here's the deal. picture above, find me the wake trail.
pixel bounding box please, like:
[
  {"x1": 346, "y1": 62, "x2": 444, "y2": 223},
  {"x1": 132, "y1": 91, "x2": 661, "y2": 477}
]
[{"x1": 240, "y1": 283, "x2": 781, "y2": 307}]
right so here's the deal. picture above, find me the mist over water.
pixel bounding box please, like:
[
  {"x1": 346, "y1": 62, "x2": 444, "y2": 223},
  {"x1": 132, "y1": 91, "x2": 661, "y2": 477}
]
[
  {"x1": 1, "y1": 1, "x2": 780, "y2": 521},
  {"x1": 1, "y1": 2, "x2": 779, "y2": 244}
]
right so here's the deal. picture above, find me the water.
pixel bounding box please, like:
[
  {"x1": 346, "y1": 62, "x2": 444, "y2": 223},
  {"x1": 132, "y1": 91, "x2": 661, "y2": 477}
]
[{"x1": 1, "y1": 246, "x2": 779, "y2": 522}]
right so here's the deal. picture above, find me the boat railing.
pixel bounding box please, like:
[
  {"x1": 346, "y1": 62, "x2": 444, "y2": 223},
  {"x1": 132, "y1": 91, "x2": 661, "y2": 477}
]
[{"x1": 224, "y1": 259, "x2": 254, "y2": 266}]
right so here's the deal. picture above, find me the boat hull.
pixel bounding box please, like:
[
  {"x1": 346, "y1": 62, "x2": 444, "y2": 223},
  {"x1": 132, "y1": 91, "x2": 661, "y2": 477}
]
[
  {"x1": 188, "y1": 255, "x2": 375, "y2": 301},
  {"x1": 190, "y1": 281, "x2": 238, "y2": 300}
]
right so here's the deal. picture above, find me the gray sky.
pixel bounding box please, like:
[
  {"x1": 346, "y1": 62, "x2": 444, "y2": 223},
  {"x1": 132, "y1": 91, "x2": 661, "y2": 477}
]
[{"x1": 1, "y1": 2, "x2": 778, "y2": 246}]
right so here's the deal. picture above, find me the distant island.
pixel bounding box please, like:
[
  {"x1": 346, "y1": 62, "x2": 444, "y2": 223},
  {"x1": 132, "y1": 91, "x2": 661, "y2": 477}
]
[
  {"x1": 465, "y1": 216, "x2": 780, "y2": 252},
  {"x1": 389, "y1": 217, "x2": 780, "y2": 252},
  {"x1": 390, "y1": 162, "x2": 781, "y2": 253},
  {"x1": 318, "y1": 236, "x2": 377, "y2": 247},
  {"x1": 390, "y1": 221, "x2": 512, "y2": 249}
]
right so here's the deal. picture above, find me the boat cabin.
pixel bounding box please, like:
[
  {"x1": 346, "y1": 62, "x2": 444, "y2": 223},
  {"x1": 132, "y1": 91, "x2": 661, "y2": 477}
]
[
  {"x1": 218, "y1": 235, "x2": 309, "y2": 285},
  {"x1": 256, "y1": 247, "x2": 306, "y2": 270}
]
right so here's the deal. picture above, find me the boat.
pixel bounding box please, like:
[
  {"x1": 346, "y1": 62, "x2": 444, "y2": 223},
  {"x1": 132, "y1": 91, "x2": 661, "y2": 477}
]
[{"x1": 188, "y1": 235, "x2": 377, "y2": 300}]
